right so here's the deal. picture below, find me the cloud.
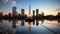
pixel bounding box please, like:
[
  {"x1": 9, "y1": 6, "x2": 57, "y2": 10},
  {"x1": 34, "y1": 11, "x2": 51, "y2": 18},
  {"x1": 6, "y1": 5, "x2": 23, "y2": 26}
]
[
  {"x1": 11, "y1": 1, "x2": 16, "y2": 7},
  {"x1": 53, "y1": 8, "x2": 60, "y2": 12},
  {"x1": 3, "y1": 0, "x2": 8, "y2": 4},
  {"x1": 56, "y1": 8, "x2": 60, "y2": 11},
  {"x1": 19, "y1": 4, "x2": 22, "y2": 7}
]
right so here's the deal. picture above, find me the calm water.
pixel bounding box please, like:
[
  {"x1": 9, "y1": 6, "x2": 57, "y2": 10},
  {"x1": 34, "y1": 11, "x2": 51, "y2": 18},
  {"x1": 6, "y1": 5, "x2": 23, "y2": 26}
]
[{"x1": 0, "y1": 20, "x2": 60, "y2": 34}]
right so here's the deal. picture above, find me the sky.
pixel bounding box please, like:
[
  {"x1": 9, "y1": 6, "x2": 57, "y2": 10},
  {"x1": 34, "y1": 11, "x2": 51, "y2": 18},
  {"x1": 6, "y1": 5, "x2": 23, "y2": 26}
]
[{"x1": 0, "y1": 0, "x2": 60, "y2": 16}]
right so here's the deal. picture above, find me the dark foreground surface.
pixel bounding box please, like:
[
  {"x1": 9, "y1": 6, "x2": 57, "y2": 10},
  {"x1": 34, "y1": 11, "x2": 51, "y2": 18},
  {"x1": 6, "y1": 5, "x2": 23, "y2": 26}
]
[{"x1": 0, "y1": 19, "x2": 60, "y2": 34}]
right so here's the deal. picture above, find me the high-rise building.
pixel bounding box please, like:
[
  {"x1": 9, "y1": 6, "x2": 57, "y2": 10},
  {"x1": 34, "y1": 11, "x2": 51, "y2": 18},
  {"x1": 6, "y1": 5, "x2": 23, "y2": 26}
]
[
  {"x1": 36, "y1": 9, "x2": 39, "y2": 18},
  {"x1": 21, "y1": 9, "x2": 25, "y2": 16},
  {"x1": 8, "y1": 13, "x2": 11, "y2": 17},
  {"x1": 42, "y1": 12, "x2": 44, "y2": 16},
  {"x1": 27, "y1": 5, "x2": 32, "y2": 18},
  {"x1": 0, "y1": 12, "x2": 3, "y2": 16},
  {"x1": 29, "y1": 5, "x2": 31, "y2": 14},
  {"x1": 12, "y1": 7, "x2": 16, "y2": 16},
  {"x1": 33, "y1": 10, "x2": 35, "y2": 17},
  {"x1": 58, "y1": 12, "x2": 60, "y2": 16}
]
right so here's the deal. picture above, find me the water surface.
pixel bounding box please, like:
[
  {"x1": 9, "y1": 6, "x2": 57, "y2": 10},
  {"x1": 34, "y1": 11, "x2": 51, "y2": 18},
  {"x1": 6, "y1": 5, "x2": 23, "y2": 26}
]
[{"x1": 0, "y1": 20, "x2": 60, "y2": 34}]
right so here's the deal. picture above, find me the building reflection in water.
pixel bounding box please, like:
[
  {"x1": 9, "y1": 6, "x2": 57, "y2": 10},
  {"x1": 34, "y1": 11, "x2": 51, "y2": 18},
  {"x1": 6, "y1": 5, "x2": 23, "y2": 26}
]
[
  {"x1": 12, "y1": 19, "x2": 17, "y2": 34},
  {"x1": 0, "y1": 29, "x2": 3, "y2": 34},
  {"x1": 8, "y1": 20, "x2": 11, "y2": 22},
  {"x1": 33, "y1": 21, "x2": 35, "y2": 25},
  {"x1": 21, "y1": 20, "x2": 24, "y2": 26},
  {"x1": 27, "y1": 20, "x2": 44, "y2": 31},
  {"x1": 12, "y1": 19, "x2": 16, "y2": 28},
  {"x1": 41, "y1": 19, "x2": 44, "y2": 24},
  {"x1": 28, "y1": 22, "x2": 32, "y2": 31},
  {"x1": 36, "y1": 20, "x2": 39, "y2": 26},
  {"x1": 58, "y1": 20, "x2": 60, "y2": 23},
  {"x1": 0, "y1": 20, "x2": 3, "y2": 23},
  {"x1": 0, "y1": 19, "x2": 60, "y2": 34}
]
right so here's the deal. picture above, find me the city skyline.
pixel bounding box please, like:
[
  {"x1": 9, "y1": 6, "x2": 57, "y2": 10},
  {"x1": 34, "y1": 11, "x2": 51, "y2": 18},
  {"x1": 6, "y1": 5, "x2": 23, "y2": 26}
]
[{"x1": 0, "y1": 0, "x2": 60, "y2": 16}]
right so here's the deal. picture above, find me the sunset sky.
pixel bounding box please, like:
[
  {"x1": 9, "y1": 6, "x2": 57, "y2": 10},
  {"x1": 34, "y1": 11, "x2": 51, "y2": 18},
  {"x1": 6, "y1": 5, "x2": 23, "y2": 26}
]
[{"x1": 0, "y1": 0, "x2": 60, "y2": 16}]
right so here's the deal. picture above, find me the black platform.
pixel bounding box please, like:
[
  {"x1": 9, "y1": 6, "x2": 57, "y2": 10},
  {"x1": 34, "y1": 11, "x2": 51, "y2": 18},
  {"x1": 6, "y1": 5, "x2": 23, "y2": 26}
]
[{"x1": 25, "y1": 18, "x2": 35, "y2": 22}]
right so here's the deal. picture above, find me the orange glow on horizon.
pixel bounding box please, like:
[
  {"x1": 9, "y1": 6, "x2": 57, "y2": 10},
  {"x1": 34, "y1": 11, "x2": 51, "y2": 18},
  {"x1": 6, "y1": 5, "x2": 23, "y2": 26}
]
[
  {"x1": 44, "y1": 11, "x2": 58, "y2": 16},
  {"x1": 27, "y1": 14, "x2": 32, "y2": 18}
]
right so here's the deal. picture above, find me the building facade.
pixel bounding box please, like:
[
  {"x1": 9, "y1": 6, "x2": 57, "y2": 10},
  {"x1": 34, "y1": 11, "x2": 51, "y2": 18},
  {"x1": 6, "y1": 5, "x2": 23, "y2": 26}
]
[
  {"x1": 21, "y1": 9, "x2": 25, "y2": 16},
  {"x1": 36, "y1": 9, "x2": 39, "y2": 16},
  {"x1": 12, "y1": 7, "x2": 17, "y2": 16},
  {"x1": 33, "y1": 10, "x2": 35, "y2": 17}
]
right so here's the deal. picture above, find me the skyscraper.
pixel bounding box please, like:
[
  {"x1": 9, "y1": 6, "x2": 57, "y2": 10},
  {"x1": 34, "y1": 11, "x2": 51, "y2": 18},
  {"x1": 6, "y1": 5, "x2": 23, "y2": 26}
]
[
  {"x1": 36, "y1": 9, "x2": 39, "y2": 18},
  {"x1": 33, "y1": 10, "x2": 35, "y2": 17},
  {"x1": 12, "y1": 6, "x2": 16, "y2": 16},
  {"x1": 27, "y1": 5, "x2": 32, "y2": 18},
  {"x1": 0, "y1": 12, "x2": 3, "y2": 16},
  {"x1": 29, "y1": 5, "x2": 31, "y2": 14},
  {"x1": 21, "y1": 9, "x2": 25, "y2": 16},
  {"x1": 42, "y1": 12, "x2": 44, "y2": 16},
  {"x1": 58, "y1": 12, "x2": 60, "y2": 16},
  {"x1": 8, "y1": 13, "x2": 11, "y2": 17}
]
